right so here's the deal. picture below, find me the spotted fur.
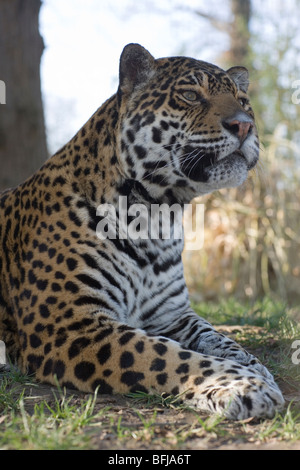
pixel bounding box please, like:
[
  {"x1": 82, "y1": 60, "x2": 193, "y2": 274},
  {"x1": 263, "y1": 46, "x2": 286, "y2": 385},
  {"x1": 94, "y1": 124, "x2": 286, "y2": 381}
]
[{"x1": 0, "y1": 44, "x2": 284, "y2": 419}]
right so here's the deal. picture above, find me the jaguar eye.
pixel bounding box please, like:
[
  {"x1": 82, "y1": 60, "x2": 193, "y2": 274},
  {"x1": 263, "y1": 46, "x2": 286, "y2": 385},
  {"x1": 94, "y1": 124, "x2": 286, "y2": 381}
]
[
  {"x1": 182, "y1": 91, "x2": 198, "y2": 102},
  {"x1": 238, "y1": 97, "x2": 248, "y2": 107}
]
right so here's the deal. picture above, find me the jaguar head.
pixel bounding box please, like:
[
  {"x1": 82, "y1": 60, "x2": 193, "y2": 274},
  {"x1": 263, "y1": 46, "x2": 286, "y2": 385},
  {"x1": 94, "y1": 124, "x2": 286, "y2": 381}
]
[{"x1": 117, "y1": 43, "x2": 259, "y2": 203}]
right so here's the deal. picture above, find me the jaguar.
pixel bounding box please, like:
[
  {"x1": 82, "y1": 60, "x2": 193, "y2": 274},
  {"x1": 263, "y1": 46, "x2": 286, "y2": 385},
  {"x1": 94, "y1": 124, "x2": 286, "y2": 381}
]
[{"x1": 0, "y1": 43, "x2": 284, "y2": 419}]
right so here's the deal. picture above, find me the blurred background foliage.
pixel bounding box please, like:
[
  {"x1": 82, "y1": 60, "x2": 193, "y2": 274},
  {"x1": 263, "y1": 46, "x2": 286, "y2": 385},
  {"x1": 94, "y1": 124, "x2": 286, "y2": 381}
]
[
  {"x1": 1, "y1": 0, "x2": 300, "y2": 304},
  {"x1": 181, "y1": 0, "x2": 300, "y2": 304}
]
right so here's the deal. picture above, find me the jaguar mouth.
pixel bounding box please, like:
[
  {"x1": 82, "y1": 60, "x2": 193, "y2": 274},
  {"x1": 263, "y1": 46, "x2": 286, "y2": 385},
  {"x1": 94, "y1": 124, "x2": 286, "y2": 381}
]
[
  {"x1": 180, "y1": 147, "x2": 257, "y2": 182},
  {"x1": 180, "y1": 151, "x2": 217, "y2": 181}
]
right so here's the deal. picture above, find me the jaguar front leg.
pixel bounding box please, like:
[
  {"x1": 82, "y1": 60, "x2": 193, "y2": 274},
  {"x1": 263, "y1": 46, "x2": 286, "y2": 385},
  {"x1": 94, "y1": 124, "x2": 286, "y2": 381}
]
[
  {"x1": 29, "y1": 312, "x2": 284, "y2": 420},
  {"x1": 144, "y1": 308, "x2": 278, "y2": 383}
]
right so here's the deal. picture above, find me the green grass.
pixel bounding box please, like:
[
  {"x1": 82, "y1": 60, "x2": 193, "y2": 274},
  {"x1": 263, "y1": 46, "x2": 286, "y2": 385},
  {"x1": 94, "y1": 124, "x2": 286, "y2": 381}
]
[
  {"x1": 0, "y1": 377, "x2": 105, "y2": 450},
  {"x1": 1, "y1": 296, "x2": 300, "y2": 450},
  {"x1": 254, "y1": 404, "x2": 300, "y2": 442},
  {"x1": 191, "y1": 296, "x2": 290, "y2": 328}
]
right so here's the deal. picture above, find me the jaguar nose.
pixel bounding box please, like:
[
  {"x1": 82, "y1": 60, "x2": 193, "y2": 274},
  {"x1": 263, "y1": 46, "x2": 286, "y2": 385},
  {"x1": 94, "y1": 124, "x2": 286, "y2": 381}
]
[{"x1": 222, "y1": 118, "x2": 253, "y2": 144}]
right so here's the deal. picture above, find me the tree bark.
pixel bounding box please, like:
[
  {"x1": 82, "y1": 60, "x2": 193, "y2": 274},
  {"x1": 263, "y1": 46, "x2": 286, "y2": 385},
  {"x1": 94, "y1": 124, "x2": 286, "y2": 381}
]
[
  {"x1": 226, "y1": 0, "x2": 251, "y2": 66},
  {"x1": 0, "y1": 0, "x2": 48, "y2": 190}
]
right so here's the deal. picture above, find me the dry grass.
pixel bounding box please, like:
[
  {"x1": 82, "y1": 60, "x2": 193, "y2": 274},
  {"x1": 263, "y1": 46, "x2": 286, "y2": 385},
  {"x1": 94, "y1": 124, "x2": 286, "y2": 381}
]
[{"x1": 183, "y1": 131, "x2": 300, "y2": 304}]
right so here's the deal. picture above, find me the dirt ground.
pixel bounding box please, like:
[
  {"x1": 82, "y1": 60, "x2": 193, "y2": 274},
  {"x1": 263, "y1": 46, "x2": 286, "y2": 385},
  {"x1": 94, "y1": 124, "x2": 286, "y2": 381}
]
[{"x1": 15, "y1": 380, "x2": 299, "y2": 450}]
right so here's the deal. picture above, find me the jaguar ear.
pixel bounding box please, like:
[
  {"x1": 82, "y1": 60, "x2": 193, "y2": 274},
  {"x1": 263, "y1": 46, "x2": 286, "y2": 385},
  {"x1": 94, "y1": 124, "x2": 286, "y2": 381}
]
[
  {"x1": 119, "y1": 43, "x2": 156, "y2": 95},
  {"x1": 226, "y1": 66, "x2": 249, "y2": 93}
]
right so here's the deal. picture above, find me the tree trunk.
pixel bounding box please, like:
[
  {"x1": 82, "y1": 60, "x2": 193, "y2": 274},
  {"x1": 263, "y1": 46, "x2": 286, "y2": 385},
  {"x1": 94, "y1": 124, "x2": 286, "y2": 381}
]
[
  {"x1": 226, "y1": 0, "x2": 251, "y2": 66},
  {"x1": 0, "y1": 0, "x2": 48, "y2": 191}
]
